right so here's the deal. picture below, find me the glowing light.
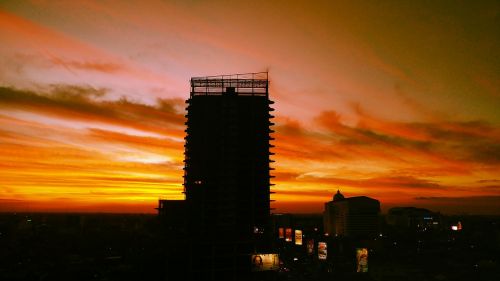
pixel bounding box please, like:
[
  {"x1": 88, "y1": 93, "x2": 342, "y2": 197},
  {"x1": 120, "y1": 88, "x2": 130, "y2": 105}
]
[
  {"x1": 295, "y1": 230, "x2": 303, "y2": 245},
  {"x1": 285, "y1": 228, "x2": 292, "y2": 242},
  {"x1": 278, "y1": 227, "x2": 284, "y2": 239},
  {"x1": 251, "y1": 254, "x2": 279, "y2": 272},
  {"x1": 318, "y1": 242, "x2": 327, "y2": 260},
  {"x1": 356, "y1": 248, "x2": 368, "y2": 273}
]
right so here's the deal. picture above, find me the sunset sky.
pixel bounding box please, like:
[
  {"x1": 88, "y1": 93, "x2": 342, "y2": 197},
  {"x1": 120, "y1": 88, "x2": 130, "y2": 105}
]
[{"x1": 1, "y1": 0, "x2": 499, "y2": 214}]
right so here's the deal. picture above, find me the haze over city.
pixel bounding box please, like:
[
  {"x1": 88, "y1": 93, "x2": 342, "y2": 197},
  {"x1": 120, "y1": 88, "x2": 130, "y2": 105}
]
[{"x1": 1, "y1": 0, "x2": 499, "y2": 214}]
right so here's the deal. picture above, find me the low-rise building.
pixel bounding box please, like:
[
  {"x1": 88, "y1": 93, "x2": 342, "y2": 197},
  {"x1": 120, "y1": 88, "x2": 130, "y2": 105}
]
[{"x1": 323, "y1": 190, "x2": 380, "y2": 238}]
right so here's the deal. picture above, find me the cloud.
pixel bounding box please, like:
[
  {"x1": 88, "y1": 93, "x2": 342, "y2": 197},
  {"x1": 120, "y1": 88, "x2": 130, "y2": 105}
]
[
  {"x1": 0, "y1": 85, "x2": 188, "y2": 211},
  {"x1": 268, "y1": 107, "x2": 500, "y2": 213},
  {"x1": 272, "y1": 117, "x2": 344, "y2": 161},
  {"x1": 477, "y1": 179, "x2": 500, "y2": 184},
  {"x1": 1, "y1": 84, "x2": 499, "y2": 214},
  {"x1": 48, "y1": 56, "x2": 124, "y2": 73},
  {"x1": 3, "y1": 53, "x2": 125, "y2": 76},
  {"x1": 313, "y1": 108, "x2": 500, "y2": 166},
  {"x1": 274, "y1": 189, "x2": 337, "y2": 198},
  {"x1": 88, "y1": 128, "x2": 183, "y2": 154},
  {"x1": 296, "y1": 174, "x2": 446, "y2": 190},
  {"x1": 0, "y1": 85, "x2": 185, "y2": 137},
  {"x1": 1, "y1": 0, "x2": 498, "y2": 214}
]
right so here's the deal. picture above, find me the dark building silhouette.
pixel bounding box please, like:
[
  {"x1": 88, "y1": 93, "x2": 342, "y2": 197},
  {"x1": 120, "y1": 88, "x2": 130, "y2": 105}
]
[
  {"x1": 323, "y1": 190, "x2": 380, "y2": 238},
  {"x1": 156, "y1": 199, "x2": 186, "y2": 232},
  {"x1": 158, "y1": 72, "x2": 275, "y2": 279},
  {"x1": 184, "y1": 72, "x2": 274, "y2": 240},
  {"x1": 386, "y1": 207, "x2": 441, "y2": 230}
]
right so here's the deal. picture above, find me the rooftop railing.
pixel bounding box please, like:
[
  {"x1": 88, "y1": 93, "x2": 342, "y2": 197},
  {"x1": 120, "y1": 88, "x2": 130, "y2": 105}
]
[{"x1": 190, "y1": 72, "x2": 269, "y2": 97}]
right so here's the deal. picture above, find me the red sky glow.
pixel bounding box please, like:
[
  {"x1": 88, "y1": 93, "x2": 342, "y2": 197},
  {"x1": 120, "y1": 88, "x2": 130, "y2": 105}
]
[{"x1": 1, "y1": 0, "x2": 499, "y2": 214}]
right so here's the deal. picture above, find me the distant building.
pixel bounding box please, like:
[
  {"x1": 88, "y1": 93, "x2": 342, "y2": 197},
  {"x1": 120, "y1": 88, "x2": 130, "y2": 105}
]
[
  {"x1": 386, "y1": 207, "x2": 440, "y2": 230},
  {"x1": 323, "y1": 190, "x2": 380, "y2": 238}
]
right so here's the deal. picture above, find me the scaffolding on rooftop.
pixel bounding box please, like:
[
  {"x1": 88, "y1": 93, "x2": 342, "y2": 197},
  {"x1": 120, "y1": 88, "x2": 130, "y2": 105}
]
[{"x1": 190, "y1": 72, "x2": 269, "y2": 97}]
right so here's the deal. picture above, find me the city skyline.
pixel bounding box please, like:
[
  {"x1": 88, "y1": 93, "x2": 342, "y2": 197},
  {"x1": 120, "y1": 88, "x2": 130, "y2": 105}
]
[{"x1": 1, "y1": 1, "x2": 499, "y2": 214}]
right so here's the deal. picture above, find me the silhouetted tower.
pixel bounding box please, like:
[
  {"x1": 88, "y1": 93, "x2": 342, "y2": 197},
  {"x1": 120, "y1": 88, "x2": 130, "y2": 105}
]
[{"x1": 184, "y1": 72, "x2": 274, "y2": 241}]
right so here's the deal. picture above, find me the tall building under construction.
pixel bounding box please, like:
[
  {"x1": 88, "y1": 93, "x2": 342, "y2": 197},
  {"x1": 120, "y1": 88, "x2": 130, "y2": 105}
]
[
  {"x1": 184, "y1": 72, "x2": 274, "y2": 240},
  {"x1": 158, "y1": 72, "x2": 274, "y2": 279}
]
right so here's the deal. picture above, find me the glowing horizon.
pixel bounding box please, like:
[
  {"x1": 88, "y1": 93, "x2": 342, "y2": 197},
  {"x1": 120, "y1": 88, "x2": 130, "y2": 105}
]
[{"x1": 1, "y1": 1, "x2": 499, "y2": 215}]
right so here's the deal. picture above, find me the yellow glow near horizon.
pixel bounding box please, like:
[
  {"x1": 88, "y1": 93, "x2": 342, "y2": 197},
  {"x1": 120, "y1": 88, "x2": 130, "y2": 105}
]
[{"x1": 1, "y1": 1, "x2": 499, "y2": 214}]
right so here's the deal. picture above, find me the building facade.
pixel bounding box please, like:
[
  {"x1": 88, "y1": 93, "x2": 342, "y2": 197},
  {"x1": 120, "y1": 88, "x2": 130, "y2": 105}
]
[
  {"x1": 324, "y1": 190, "x2": 380, "y2": 238},
  {"x1": 153, "y1": 73, "x2": 275, "y2": 279},
  {"x1": 184, "y1": 72, "x2": 274, "y2": 241},
  {"x1": 386, "y1": 207, "x2": 441, "y2": 230}
]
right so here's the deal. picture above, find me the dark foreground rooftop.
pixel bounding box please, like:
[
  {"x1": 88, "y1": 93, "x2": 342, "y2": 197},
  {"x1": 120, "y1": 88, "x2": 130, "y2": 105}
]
[{"x1": 1, "y1": 213, "x2": 499, "y2": 281}]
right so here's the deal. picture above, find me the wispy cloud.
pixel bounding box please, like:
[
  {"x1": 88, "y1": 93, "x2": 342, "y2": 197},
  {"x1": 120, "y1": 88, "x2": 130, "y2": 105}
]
[
  {"x1": 47, "y1": 56, "x2": 124, "y2": 74},
  {"x1": 0, "y1": 85, "x2": 186, "y2": 211},
  {"x1": 0, "y1": 85, "x2": 185, "y2": 136},
  {"x1": 270, "y1": 106, "x2": 500, "y2": 213}
]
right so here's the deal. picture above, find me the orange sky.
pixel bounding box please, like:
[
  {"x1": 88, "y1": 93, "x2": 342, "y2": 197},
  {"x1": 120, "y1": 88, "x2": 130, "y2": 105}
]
[{"x1": 1, "y1": 1, "x2": 499, "y2": 214}]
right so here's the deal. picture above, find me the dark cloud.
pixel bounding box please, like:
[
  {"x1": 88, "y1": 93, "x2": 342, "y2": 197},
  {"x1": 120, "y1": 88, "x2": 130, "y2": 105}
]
[
  {"x1": 316, "y1": 110, "x2": 432, "y2": 150},
  {"x1": 49, "y1": 84, "x2": 107, "y2": 100},
  {"x1": 354, "y1": 128, "x2": 432, "y2": 150},
  {"x1": 312, "y1": 109, "x2": 500, "y2": 165},
  {"x1": 275, "y1": 118, "x2": 304, "y2": 136},
  {"x1": 412, "y1": 121, "x2": 500, "y2": 164},
  {"x1": 0, "y1": 85, "x2": 116, "y2": 117},
  {"x1": 273, "y1": 117, "x2": 344, "y2": 161},
  {"x1": 0, "y1": 85, "x2": 185, "y2": 136},
  {"x1": 467, "y1": 143, "x2": 500, "y2": 164}
]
